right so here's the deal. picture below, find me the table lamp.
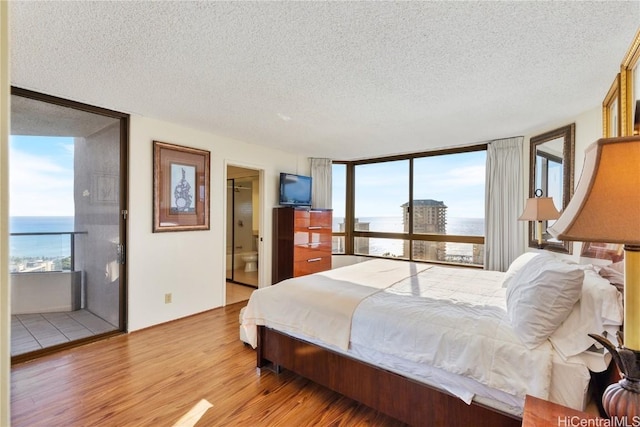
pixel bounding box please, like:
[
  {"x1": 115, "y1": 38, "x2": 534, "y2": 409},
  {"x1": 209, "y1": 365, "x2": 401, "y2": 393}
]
[
  {"x1": 548, "y1": 136, "x2": 640, "y2": 419},
  {"x1": 518, "y1": 189, "x2": 561, "y2": 247}
]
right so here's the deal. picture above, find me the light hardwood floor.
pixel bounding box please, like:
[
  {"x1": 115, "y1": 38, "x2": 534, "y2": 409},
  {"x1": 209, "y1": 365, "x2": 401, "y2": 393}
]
[
  {"x1": 11, "y1": 302, "x2": 406, "y2": 426},
  {"x1": 226, "y1": 282, "x2": 255, "y2": 305}
]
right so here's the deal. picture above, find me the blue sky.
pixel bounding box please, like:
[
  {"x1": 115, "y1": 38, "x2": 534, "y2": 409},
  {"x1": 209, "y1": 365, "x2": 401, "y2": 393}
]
[
  {"x1": 10, "y1": 135, "x2": 75, "y2": 216},
  {"x1": 332, "y1": 150, "x2": 486, "y2": 219},
  {"x1": 10, "y1": 134, "x2": 486, "y2": 220}
]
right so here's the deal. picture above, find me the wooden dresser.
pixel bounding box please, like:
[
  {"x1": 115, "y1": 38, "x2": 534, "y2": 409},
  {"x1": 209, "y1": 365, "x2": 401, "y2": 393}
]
[{"x1": 272, "y1": 207, "x2": 332, "y2": 284}]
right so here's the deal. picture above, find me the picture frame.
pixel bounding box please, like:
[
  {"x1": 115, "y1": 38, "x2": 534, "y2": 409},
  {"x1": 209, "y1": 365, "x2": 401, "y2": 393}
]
[
  {"x1": 602, "y1": 73, "x2": 621, "y2": 138},
  {"x1": 621, "y1": 27, "x2": 640, "y2": 136},
  {"x1": 580, "y1": 242, "x2": 624, "y2": 263},
  {"x1": 153, "y1": 141, "x2": 210, "y2": 232}
]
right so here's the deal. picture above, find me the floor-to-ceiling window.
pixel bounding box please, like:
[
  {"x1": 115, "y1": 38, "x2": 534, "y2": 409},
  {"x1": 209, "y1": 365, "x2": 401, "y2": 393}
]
[
  {"x1": 333, "y1": 146, "x2": 486, "y2": 267},
  {"x1": 10, "y1": 88, "x2": 128, "y2": 362}
]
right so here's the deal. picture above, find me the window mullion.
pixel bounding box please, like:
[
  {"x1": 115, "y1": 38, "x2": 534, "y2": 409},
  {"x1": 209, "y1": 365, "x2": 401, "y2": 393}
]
[{"x1": 408, "y1": 158, "x2": 414, "y2": 260}]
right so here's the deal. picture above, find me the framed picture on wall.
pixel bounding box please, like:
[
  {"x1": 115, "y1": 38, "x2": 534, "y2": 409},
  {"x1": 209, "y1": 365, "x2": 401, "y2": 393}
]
[
  {"x1": 603, "y1": 74, "x2": 621, "y2": 138},
  {"x1": 635, "y1": 99, "x2": 640, "y2": 135},
  {"x1": 621, "y1": 28, "x2": 640, "y2": 136},
  {"x1": 580, "y1": 242, "x2": 624, "y2": 263},
  {"x1": 153, "y1": 141, "x2": 210, "y2": 232}
]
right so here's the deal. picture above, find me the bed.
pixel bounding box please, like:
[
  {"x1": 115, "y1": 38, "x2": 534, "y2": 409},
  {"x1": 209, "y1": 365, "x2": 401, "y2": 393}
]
[{"x1": 241, "y1": 253, "x2": 623, "y2": 426}]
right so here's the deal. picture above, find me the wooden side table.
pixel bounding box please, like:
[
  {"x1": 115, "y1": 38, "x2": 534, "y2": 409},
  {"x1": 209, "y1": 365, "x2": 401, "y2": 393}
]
[{"x1": 522, "y1": 395, "x2": 601, "y2": 427}]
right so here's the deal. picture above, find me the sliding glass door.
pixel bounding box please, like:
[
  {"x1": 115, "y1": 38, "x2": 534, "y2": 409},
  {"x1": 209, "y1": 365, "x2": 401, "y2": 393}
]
[{"x1": 10, "y1": 88, "x2": 128, "y2": 361}]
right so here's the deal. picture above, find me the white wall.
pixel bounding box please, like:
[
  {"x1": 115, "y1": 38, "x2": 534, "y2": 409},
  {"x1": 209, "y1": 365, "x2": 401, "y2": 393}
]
[
  {"x1": 522, "y1": 106, "x2": 603, "y2": 262},
  {"x1": 127, "y1": 115, "x2": 307, "y2": 331}
]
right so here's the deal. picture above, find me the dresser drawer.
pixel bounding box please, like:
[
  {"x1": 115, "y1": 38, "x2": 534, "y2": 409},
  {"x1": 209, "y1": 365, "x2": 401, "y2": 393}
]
[
  {"x1": 294, "y1": 209, "x2": 332, "y2": 228},
  {"x1": 310, "y1": 210, "x2": 332, "y2": 227},
  {"x1": 293, "y1": 256, "x2": 332, "y2": 277},
  {"x1": 293, "y1": 244, "x2": 331, "y2": 262},
  {"x1": 293, "y1": 229, "x2": 332, "y2": 246}
]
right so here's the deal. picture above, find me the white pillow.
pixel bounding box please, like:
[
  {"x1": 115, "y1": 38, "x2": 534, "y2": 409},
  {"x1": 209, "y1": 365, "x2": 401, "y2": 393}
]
[
  {"x1": 506, "y1": 253, "x2": 584, "y2": 349},
  {"x1": 502, "y1": 252, "x2": 540, "y2": 288},
  {"x1": 549, "y1": 267, "x2": 623, "y2": 361}
]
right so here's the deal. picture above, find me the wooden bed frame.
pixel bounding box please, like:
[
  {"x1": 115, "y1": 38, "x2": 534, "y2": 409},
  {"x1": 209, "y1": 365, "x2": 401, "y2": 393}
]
[{"x1": 256, "y1": 325, "x2": 522, "y2": 426}]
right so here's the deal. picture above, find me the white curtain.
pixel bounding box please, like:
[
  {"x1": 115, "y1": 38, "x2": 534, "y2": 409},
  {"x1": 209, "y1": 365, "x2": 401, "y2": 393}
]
[
  {"x1": 310, "y1": 158, "x2": 332, "y2": 209},
  {"x1": 484, "y1": 137, "x2": 525, "y2": 271}
]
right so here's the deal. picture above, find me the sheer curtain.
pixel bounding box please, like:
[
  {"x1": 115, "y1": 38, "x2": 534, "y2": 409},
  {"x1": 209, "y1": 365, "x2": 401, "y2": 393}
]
[
  {"x1": 310, "y1": 158, "x2": 332, "y2": 209},
  {"x1": 484, "y1": 137, "x2": 525, "y2": 271}
]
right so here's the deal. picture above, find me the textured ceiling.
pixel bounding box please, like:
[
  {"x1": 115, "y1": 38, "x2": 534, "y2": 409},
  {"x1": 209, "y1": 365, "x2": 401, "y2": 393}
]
[{"x1": 9, "y1": 1, "x2": 640, "y2": 160}]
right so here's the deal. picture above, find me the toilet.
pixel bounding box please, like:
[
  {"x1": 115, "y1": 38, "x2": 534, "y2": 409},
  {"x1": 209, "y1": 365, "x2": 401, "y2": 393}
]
[{"x1": 241, "y1": 252, "x2": 258, "y2": 272}]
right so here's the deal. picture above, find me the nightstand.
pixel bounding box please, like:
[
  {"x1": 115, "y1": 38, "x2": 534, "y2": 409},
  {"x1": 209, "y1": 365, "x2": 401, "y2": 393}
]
[{"x1": 522, "y1": 395, "x2": 601, "y2": 427}]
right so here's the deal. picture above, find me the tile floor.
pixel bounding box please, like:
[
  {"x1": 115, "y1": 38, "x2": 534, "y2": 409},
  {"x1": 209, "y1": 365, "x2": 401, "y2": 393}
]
[
  {"x1": 12, "y1": 282, "x2": 255, "y2": 357},
  {"x1": 227, "y1": 268, "x2": 258, "y2": 287},
  {"x1": 11, "y1": 310, "x2": 116, "y2": 357}
]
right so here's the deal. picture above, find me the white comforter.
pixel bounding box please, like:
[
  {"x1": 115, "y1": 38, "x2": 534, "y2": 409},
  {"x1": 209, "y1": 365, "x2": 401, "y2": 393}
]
[
  {"x1": 242, "y1": 259, "x2": 433, "y2": 349},
  {"x1": 350, "y1": 266, "x2": 553, "y2": 400},
  {"x1": 241, "y1": 259, "x2": 555, "y2": 402}
]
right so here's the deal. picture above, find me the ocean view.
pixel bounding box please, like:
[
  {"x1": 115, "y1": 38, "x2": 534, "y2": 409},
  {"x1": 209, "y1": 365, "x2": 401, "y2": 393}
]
[
  {"x1": 333, "y1": 216, "x2": 484, "y2": 258},
  {"x1": 11, "y1": 215, "x2": 485, "y2": 261},
  {"x1": 338, "y1": 216, "x2": 485, "y2": 235},
  {"x1": 10, "y1": 216, "x2": 75, "y2": 259}
]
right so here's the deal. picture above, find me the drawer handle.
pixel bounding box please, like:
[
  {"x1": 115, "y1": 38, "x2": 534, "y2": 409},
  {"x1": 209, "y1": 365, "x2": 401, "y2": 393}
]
[
  {"x1": 307, "y1": 258, "x2": 322, "y2": 263},
  {"x1": 308, "y1": 226, "x2": 322, "y2": 230}
]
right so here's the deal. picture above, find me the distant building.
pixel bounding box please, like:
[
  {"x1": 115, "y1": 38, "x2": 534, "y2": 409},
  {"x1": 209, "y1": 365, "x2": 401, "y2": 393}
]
[
  {"x1": 472, "y1": 244, "x2": 484, "y2": 265},
  {"x1": 11, "y1": 259, "x2": 56, "y2": 273},
  {"x1": 353, "y1": 218, "x2": 370, "y2": 254},
  {"x1": 402, "y1": 199, "x2": 447, "y2": 234},
  {"x1": 402, "y1": 199, "x2": 447, "y2": 261},
  {"x1": 334, "y1": 218, "x2": 370, "y2": 254}
]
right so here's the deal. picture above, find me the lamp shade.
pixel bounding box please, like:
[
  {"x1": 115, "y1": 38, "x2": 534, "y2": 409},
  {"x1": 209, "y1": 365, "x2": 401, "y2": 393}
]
[
  {"x1": 518, "y1": 197, "x2": 560, "y2": 221},
  {"x1": 548, "y1": 136, "x2": 640, "y2": 244}
]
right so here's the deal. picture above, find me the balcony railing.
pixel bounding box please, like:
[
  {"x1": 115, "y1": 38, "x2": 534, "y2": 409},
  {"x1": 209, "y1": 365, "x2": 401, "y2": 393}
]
[{"x1": 10, "y1": 231, "x2": 87, "y2": 272}]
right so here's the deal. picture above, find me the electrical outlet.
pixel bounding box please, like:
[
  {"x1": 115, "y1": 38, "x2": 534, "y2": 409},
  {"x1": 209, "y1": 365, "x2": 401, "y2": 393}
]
[{"x1": 165, "y1": 293, "x2": 172, "y2": 304}]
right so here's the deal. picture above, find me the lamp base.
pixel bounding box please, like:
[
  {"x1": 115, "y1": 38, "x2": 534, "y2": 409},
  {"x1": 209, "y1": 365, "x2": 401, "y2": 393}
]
[
  {"x1": 603, "y1": 378, "x2": 640, "y2": 420},
  {"x1": 588, "y1": 335, "x2": 640, "y2": 420}
]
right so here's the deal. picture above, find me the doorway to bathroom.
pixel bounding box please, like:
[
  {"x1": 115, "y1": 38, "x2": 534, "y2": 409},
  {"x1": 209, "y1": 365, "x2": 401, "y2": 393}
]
[{"x1": 226, "y1": 166, "x2": 260, "y2": 289}]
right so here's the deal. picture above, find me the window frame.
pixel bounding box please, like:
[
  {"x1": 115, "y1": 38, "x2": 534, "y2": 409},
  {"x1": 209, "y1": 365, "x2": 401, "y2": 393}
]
[{"x1": 332, "y1": 144, "x2": 487, "y2": 267}]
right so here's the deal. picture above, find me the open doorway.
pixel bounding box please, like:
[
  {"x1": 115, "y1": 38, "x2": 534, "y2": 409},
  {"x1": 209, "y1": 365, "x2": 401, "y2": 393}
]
[{"x1": 226, "y1": 165, "x2": 261, "y2": 304}]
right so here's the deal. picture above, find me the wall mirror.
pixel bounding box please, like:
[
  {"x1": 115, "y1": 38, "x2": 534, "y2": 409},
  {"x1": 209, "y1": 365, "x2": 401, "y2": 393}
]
[{"x1": 528, "y1": 123, "x2": 575, "y2": 253}]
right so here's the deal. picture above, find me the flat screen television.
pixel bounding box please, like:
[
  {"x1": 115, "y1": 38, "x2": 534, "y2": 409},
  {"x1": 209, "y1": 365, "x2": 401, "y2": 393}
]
[{"x1": 279, "y1": 172, "x2": 312, "y2": 207}]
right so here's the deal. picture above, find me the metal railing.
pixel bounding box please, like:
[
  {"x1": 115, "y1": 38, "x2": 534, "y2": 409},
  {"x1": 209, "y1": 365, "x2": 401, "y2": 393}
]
[{"x1": 10, "y1": 231, "x2": 87, "y2": 272}]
